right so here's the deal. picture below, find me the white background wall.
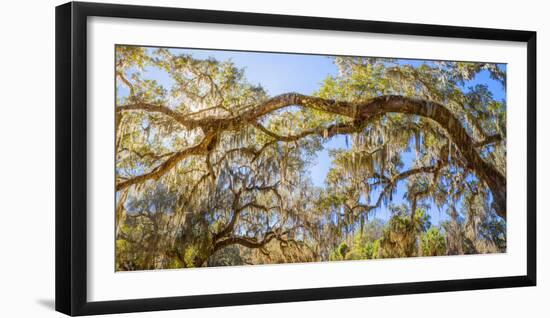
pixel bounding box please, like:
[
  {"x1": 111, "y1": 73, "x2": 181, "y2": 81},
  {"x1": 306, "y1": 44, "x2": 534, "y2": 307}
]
[{"x1": 0, "y1": 0, "x2": 546, "y2": 316}]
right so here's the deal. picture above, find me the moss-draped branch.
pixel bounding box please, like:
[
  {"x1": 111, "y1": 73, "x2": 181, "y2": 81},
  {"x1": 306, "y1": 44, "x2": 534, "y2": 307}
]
[{"x1": 116, "y1": 92, "x2": 506, "y2": 219}]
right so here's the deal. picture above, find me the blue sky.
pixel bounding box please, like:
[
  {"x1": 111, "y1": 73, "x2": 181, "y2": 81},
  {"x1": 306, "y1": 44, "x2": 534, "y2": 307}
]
[{"x1": 121, "y1": 47, "x2": 505, "y2": 226}]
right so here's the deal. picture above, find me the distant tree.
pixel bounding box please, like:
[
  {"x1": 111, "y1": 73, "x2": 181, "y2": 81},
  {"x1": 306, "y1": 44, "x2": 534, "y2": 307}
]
[
  {"x1": 421, "y1": 227, "x2": 447, "y2": 256},
  {"x1": 378, "y1": 206, "x2": 430, "y2": 258}
]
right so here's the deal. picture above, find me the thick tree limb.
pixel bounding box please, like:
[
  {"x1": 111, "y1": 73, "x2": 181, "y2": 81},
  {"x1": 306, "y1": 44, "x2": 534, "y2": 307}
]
[
  {"x1": 333, "y1": 94, "x2": 505, "y2": 219},
  {"x1": 254, "y1": 121, "x2": 360, "y2": 142},
  {"x1": 213, "y1": 230, "x2": 287, "y2": 252},
  {"x1": 117, "y1": 93, "x2": 506, "y2": 219},
  {"x1": 116, "y1": 103, "x2": 196, "y2": 128},
  {"x1": 213, "y1": 234, "x2": 276, "y2": 252},
  {"x1": 474, "y1": 134, "x2": 502, "y2": 147}
]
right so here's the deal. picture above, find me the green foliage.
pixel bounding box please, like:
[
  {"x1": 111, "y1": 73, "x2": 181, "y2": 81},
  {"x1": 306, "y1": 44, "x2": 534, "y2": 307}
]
[
  {"x1": 377, "y1": 207, "x2": 429, "y2": 258},
  {"x1": 421, "y1": 227, "x2": 447, "y2": 256},
  {"x1": 327, "y1": 208, "x2": 440, "y2": 261},
  {"x1": 183, "y1": 246, "x2": 200, "y2": 268},
  {"x1": 329, "y1": 220, "x2": 383, "y2": 261},
  {"x1": 329, "y1": 242, "x2": 349, "y2": 261}
]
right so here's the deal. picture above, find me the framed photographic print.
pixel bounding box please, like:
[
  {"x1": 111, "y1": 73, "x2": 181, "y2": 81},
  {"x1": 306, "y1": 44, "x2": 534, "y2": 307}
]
[{"x1": 55, "y1": 1, "x2": 536, "y2": 316}]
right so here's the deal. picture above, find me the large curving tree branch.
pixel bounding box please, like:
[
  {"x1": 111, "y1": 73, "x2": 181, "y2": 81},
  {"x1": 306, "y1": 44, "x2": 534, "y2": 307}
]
[
  {"x1": 116, "y1": 103, "x2": 204, "y2": 129},
  {"x1": 213, "y1": 233, "x2": 277, "y2": 252},
  {"x1": 115, "y1": 132, "x2": 216, "y2": 191},
  {"x1": 117, "y1": 93, "x2": 506, "y2": 219},
  {"x1": 355, "y1": 95, "x2": 506, "y2": 219}
]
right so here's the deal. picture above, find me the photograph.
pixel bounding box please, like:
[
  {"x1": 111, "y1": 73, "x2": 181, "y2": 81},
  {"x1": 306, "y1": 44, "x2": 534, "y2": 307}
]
[
  {"x1": 114, "y1": 45, "x2": 507, "y2": 271},
  {"x1": 0, "y1": 0, "x2": 544, "y2": 317}
]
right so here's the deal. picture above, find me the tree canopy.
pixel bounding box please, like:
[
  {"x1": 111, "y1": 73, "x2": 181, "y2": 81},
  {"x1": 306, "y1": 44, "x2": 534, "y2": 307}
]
[{"x1": 115, "y1": 46, "x2": 506, "y2": 270}]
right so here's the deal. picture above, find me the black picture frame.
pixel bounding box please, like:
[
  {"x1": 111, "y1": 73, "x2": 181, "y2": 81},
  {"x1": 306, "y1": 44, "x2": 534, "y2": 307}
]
[{"x1": 55, "y1": 1, "x2": 537, "y2": 316}]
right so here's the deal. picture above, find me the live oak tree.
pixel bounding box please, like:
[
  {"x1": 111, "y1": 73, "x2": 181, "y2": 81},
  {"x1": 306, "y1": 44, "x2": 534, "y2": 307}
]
[{"x1": 115, "y1": 46, "x2": 506, "y2": 270}]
